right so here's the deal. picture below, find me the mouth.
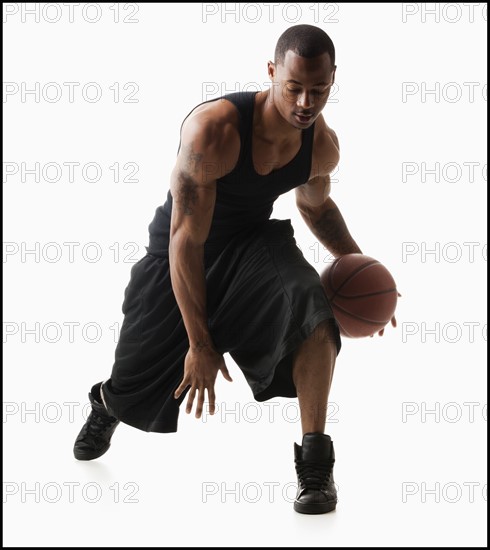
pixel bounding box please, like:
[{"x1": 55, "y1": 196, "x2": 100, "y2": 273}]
[{"x1": 294, "y1": 113, "x2": 314, "y2": 124}]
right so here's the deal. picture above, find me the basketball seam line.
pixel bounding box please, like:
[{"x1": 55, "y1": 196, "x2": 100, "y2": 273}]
[
  {"x1": 327, "y1": 258, "x2": 380, "y2": 303},
  {"x1": 333, "y1": 288, "x2": 398, "y2": 299},
  {"x1": 332, "y1": 303, "x2": 389, "y2": 325}
]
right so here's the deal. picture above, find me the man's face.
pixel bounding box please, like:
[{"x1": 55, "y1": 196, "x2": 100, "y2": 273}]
[{"x1": 268, "y1": 50, "x2": 336, "y2": 129}]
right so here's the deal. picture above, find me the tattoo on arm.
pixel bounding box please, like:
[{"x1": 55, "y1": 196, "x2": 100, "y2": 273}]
[
  {"x1": 175, "y1": 172, "x2": 198, "y2": 216},
  {"x1": 174, "y1": 142, "x2": 203, "y2": 216},
  {"x1": 312, "y1": 206, "x2": 362, "y2": 256},
  {"x1": 181, "y1": 143, "x2": 203, "y2": 175}
]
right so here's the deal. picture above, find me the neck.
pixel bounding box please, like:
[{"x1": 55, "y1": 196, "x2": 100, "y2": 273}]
[{"x1": 254, "y1": 90, "x2": 302, "y2": 144}]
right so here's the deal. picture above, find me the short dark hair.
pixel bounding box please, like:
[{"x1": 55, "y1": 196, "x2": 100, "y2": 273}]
[{"x1": 274, "y1": 24, "x2": 335, "y2": 66}]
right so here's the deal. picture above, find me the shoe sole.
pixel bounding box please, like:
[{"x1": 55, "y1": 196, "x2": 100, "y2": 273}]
[
  {"x1": 73, "y1": 443, "x2": 111, "y2": 461},
  {"x1": 294, "y1": 500, "x2": 337, "y2": 514}
]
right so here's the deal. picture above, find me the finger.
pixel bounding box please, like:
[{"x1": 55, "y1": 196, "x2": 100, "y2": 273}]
[
  {"x1": 208, "y1": 386, "x2": 216, "y2": 416},
  {"x1": 220, "y1": 364, "x2": 233, "y2": 382},
  {"x1": 391, "y1": 315, "x2": 397, "y2": 328},
  {"x1": 185, "y1": 386, "x2": 197, "y2": 414},
  {"x1": 195, "y1": 387, "x2": 205, "y2": 419},
  {"x1": 378, "y1": 328, "x2": 385, "y2": 337},
  {"x1": 174, "y1": 378, "x2": 189, "y2": 399}
]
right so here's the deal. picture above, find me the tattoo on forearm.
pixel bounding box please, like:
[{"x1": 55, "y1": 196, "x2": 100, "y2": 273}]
[
  {"x1": 312, "y1": 207, "x2": 362, "y2": 256},
  {"x1": 176, "y1": 172, "x2": 198, "y2": 215}
]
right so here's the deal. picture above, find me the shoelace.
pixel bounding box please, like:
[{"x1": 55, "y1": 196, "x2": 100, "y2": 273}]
[
  {"x1": 295, "y1": 458, "x2": 335, "y2": 490},
  {"x1": 85, "y1": 409, "x2": 117, "y2": 438}
]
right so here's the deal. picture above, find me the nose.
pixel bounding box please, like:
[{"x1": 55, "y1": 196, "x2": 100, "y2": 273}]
[{"x1": 297, "y1": 90, "x2": 314, "y2": 110}]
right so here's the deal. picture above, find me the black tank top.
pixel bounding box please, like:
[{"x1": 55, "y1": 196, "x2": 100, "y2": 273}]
[{"x1": 147, "y1": 91, "x2": 315, "y2": 258}]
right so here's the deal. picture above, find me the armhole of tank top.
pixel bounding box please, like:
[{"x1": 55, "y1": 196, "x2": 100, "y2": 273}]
[
  {"x1": 216, "y1": 91, "x2": 260, "y2": 177},
  {"x1": 175, "y1": 96, "x2": 223, "y2": 156},
  {"x1": 175, "y1": 95, "x2": 245, "y2": 162},
  {"x1": 219, "y1": 96, "x2": 246, "y2": 176}
]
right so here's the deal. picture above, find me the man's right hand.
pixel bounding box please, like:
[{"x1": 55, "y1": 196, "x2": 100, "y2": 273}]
[{"x1": 174, "y1": 346, "x2": 233, "y2": 419}]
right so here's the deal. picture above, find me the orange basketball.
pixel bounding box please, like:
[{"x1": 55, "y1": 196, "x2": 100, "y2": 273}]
[{"x1": 320, "y1": 254, "x2": 398, "y2": 338}]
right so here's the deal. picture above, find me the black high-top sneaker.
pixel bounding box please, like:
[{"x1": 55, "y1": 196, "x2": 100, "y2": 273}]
[
  {"x1": 73, "y1": 382, "x2": 120, "y2": 461},
  {"x1": 293, "y1": 432, "x2": 337, "y2": 514}
]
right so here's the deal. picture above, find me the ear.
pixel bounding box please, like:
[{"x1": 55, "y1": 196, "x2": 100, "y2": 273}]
[
  {"x1": 267, "y1": 60, "x2": 276, "y2": 81},
  {"x1": 331, "y1": 65, "x2": 337, "y2": 85}
]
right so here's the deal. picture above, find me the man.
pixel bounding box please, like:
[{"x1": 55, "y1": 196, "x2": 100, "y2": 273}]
[{"x1": 74, "y1": 24, "x2": 392, "y2": 515}]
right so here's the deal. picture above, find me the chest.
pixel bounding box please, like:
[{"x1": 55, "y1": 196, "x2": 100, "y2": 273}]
[{"x1": 251, "y1": 134, "x2": 303, "y2": 177}]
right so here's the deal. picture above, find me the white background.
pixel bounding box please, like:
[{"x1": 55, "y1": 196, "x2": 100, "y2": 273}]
[{"x1": 3, "y1": 2, "x2": 487, "y2": 547}]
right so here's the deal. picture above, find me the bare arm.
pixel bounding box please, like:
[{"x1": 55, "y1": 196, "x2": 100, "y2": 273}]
[
  {"x1": 296, "y1": 179, "x2": 362, "y2": 258},
  {"x1": 296, "y1": 126, "x2": 362, "y2": 258},
  {"x1": 170, "y1": 104, "x2": 239, "y2": 416},
  {"x1": 169, "y1": 137, "x2": 216, "y2": 352}
]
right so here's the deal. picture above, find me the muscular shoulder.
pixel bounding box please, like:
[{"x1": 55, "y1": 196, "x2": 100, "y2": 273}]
[
  {"x1": 311, "y1": 114, "x2": 340, "y2": 178},
  {"x1": 179, "y1": 99, "x2": 241, "y2": 177}
]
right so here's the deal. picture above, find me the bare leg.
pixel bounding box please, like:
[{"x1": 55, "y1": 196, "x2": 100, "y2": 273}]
[{"x1": 292, "y1": 319, "x2": 337, "y2": 435}]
